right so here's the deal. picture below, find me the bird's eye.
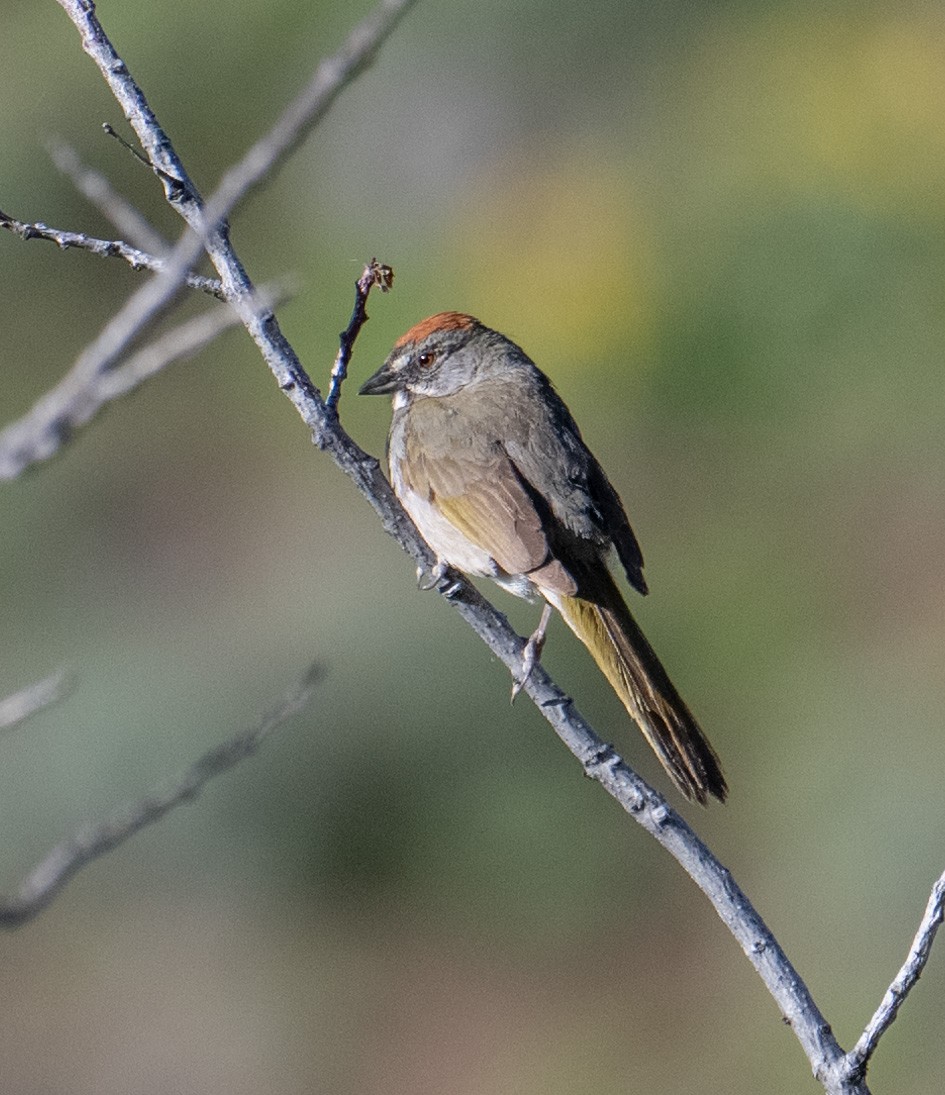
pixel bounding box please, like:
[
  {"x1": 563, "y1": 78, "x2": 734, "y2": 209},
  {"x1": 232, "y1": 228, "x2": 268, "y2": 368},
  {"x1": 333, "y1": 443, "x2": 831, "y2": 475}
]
[{"x1": 417, "y1": 350, "x2": 436, "y2": 368}]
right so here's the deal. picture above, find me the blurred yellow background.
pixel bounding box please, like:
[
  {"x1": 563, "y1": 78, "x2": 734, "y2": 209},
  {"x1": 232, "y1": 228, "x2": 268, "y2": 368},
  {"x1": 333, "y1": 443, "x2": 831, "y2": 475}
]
[{"x1": 2, "y1": 1, "x2": 945, "y2": 1092}]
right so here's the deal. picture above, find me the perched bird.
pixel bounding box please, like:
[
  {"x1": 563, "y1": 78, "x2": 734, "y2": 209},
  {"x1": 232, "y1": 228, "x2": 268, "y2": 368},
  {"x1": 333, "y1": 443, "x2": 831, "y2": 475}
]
[{"x1": 360, "y1": 312, "x2": 726, "y2": 804}]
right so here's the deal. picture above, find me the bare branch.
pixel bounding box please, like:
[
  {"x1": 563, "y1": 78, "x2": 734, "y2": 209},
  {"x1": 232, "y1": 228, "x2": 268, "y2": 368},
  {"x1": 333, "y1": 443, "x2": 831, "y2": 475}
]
[
  {"x1": 0, "y1": 664, "x2": 321, "y2": 929},
  {"x1": 48, "y1": 139, "x2": 168, "y2": 253},
  {"x1": 326, "y1": 258, "x2": 394, "y2": 412},
  {"x1": 57, "y1": 0, "x2": 420, "y2": 250},
  {"x1": 0, "y1": 210, "x2": 232, "y2": 478},
  {"x1": 0, "y1": 670, "x2": 73, "y2": 733},
  {"x1": 53, "y1": 0, "x2": 420, "y2": 421},
  {"x1": 413, "y1": 574, "x2": 865, "y2": 1093},
  {"x1": 0, "y1": 0, "x2": 420, "y2": 483},
  {"x1": 845, "y1": 871, "x2": 945, "y2": 1075},
  {"x1": 0, "y1": 208, "x2": 223, "y2": 298}
]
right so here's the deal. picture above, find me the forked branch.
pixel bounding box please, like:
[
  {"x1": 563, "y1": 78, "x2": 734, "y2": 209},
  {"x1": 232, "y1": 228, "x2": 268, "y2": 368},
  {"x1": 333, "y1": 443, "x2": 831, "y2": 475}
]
[{"x1": 844, "y1": 870, "x2": 945, "y2": 1076}]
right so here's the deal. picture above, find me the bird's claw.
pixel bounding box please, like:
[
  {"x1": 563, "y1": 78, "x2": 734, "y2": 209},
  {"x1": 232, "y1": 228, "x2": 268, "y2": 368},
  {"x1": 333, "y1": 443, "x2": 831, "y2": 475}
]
[
  {"x1": 418, "y1": 561, "x2": 463, "y2": 598},
  {"x1": 514, "y1": 604, "x2": 549, "y2": 705},
  {"x1": 417, "y1": 560, "x2": 448, "y2": 591}
]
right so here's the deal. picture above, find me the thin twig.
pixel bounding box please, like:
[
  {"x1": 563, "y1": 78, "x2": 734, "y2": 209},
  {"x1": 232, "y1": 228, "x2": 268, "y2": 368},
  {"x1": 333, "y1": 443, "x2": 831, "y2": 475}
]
[
  {"x1": 0, "y1": 664, "x2": 321, "y2": 928},
  {"x1": 0, "y1": 670, "x2": 73, "y2": 733},
  {"x1": 0, "y1": 208, "x2": 222, "y2": 298},
  {"x1": 48, "y1": 139, "x2": 168, "y2": 253},
  {"x1": 327, "y1": 259, "x2": 394, "y2": 413},
  {"x1": 845, "y1": 871, "x2": 945, "y2": 1076},
  {"x1": 102, "y1": 121, "x2": 185, "y2": 192}
]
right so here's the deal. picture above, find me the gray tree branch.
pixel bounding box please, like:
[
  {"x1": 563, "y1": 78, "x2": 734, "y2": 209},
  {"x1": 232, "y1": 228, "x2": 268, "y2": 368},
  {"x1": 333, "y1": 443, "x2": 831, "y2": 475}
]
[
  {"x1": 0, "y1": 664, "x2": 321, "y2": 928},
  {"x1": 94, "y1": 284, "x2": 286, "y2": 401},
  {"x1": 845, "y1": 870, "x2": 945, "y2": 1076},
  {"x1": 0, "y1": 209, "x2": 223, "y2": 297},
  {"x1": 0, "y1": 286, "x2": 284, "y2": 481},
  {"x1": 0, "y1": 670, "x2": 73, "y2": 733},
  {"x1": 0, "y1": 0, "x2": 417, "y2": 480}
]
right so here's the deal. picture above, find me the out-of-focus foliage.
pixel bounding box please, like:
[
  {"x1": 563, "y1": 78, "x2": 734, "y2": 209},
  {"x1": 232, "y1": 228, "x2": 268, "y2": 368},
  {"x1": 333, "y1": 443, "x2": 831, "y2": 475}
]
[{"x1": 2, "y1": 2, "x2": 944, "y2": 1092}]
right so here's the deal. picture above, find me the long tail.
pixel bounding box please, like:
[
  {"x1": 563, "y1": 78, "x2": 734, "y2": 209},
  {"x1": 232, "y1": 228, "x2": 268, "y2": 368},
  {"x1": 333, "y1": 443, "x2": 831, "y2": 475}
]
[{"x1": 548, "y1": 578, "x2": 727, "y2": 804}]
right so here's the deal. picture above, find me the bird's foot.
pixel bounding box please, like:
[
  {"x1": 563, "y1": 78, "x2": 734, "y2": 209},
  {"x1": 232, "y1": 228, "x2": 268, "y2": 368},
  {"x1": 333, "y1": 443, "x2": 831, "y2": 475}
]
[
  {"x1": 511, "y1": 602, "x2": 553, "y2": 704},
  {"x1": 418, "y1": 560, "x2": 463, "y2": 598},
  {"x1": 417, "y1": 560, "x2": 448, "y2": 591}
]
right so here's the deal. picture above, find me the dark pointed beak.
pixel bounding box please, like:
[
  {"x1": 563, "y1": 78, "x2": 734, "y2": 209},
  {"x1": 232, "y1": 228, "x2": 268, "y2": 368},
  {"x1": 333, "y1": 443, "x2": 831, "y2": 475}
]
[{"x1": 359, "y1": 361, "x2": 399, "y2": 396}]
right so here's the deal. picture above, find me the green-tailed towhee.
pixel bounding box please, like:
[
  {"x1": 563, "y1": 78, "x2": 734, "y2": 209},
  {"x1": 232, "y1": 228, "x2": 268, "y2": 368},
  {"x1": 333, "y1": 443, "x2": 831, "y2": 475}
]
[{"x1": 360, "y1": 312, "x2": 726, "y2": 804}]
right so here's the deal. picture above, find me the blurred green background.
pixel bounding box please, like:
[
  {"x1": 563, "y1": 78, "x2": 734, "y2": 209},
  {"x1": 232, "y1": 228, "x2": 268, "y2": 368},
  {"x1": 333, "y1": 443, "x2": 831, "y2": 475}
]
[{"x1": 3, "y1": 1, "x2": 945, "y2": 1091}]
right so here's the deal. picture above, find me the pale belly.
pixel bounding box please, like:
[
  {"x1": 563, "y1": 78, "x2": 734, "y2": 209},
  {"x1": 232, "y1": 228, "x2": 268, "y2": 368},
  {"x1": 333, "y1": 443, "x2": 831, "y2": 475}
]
[
  {"x1": 394, "y1": 479, "x2": 536, "y2": 600},
  {"x1": 396, "y1": 481, "x2": 497, "y2": 577}
]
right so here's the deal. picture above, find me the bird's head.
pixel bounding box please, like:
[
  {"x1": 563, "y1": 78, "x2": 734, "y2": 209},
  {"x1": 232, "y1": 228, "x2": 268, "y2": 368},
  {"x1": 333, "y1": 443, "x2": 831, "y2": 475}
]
[{"x1": 360, "y1": 312, "x2": 524, "y2": 404}]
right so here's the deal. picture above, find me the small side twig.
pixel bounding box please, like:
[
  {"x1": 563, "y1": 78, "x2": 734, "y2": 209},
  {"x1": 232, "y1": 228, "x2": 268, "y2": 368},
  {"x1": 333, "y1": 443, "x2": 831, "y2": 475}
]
[
  {"x1": 326, "y1": 258, "x2": 393, "y2": 413},
  {"x1": 844, "y1": 870, "x2": 945, "y2": 1077},
  {"x1": 0, "y1": 670, "x2": 73, "y2": 733},
  {"x1": 48, "y1": 139, "x2": 168, "y2": 254},
  {"x1": 0, "y1": 209, "x2": 223, "y2": 298},
  {"x1": 0, "y1": 663, "x2": 321, "y2": 928},
  {"x1": 102, "y1": 122, "x2": 187, "y2": 195}
]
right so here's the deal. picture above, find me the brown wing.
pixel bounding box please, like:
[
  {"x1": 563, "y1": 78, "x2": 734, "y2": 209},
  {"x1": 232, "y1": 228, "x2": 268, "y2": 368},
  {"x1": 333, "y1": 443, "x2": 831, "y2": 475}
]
[
  {"x1": 404, "y1": 436, "x2": 578, "y2": 596},
  {"x1": 435, "y1": 485, "x2": 540, "y2": 575}
]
